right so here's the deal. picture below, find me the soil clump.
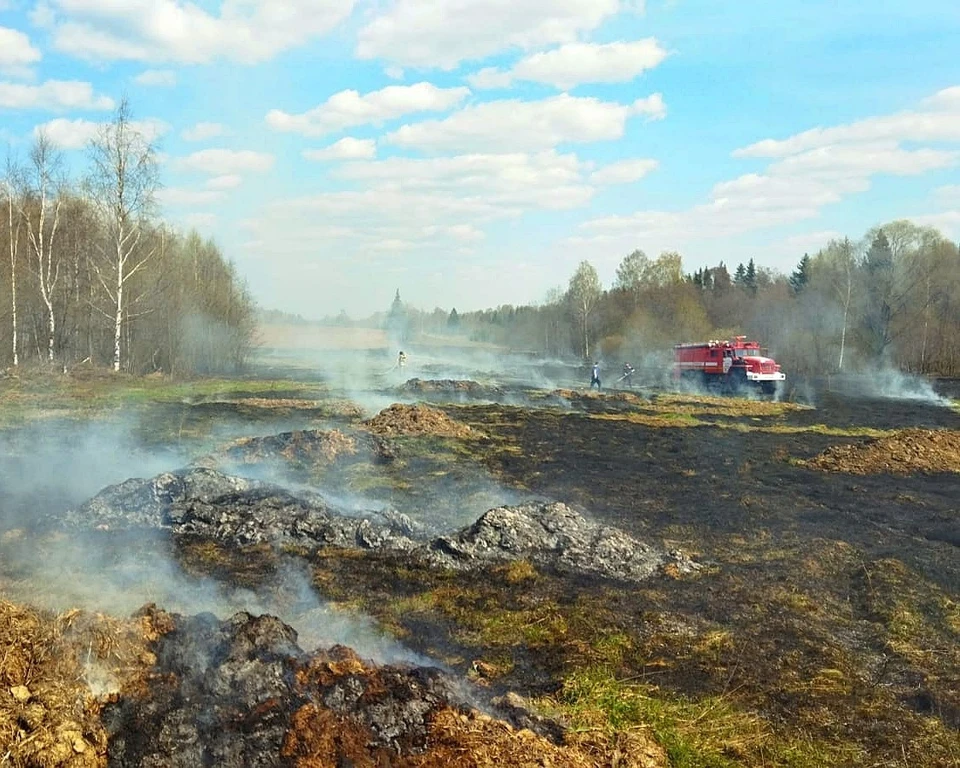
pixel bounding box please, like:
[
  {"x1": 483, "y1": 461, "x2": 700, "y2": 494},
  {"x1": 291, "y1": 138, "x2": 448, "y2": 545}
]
[
  {"x1": 0, "y1": 601, "x2": 171, "y2": 768},
  {"x1": 67, "y1": 469, "x2": 681, "y2": 584},
  {"x1": 202, "y1": 429, "x2": 359, "y2": 469},
  {"x1": 103, "y1": 608, "x2": 665, "y2": 768},
  {"x1": 399, "y1": 378, "x2": 505, "y2": 399},
  {"x1": 428, "y1": 502, "x2": 700, "y2": 583},
  {"x1": 805, "y1": 428, "x2": 960, "y2": 474},
  {"x1": 363, "y1": 404, "x2": 482, "y2": 439},
  {"x1": 64, "y1": 468, "x2": 422, "y2": 551}
]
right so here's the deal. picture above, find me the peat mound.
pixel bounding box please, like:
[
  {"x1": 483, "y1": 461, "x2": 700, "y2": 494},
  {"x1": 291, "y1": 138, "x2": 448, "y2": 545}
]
[
  {"x1": 64, "y1": 468, "x2": 421, "y2": 550},
  {"x1": 427, "y1": 502, "x2": 700, "y2": 583},
  {"x1": 805, "y1": 428, "x2": 960, "y2": 475},
  {"x1": 363, "y1": 403, "x2": 482, "y2": 439},
  {"x1": 105, "y1": 609, "x2": 665, "y2": 768},
  {"x1": 399, "y1": 378, "x2": 504, "y2": 397},
  {"x1": 0, "y1": 601, "x2": 171, "y2": 768},
  {"x1": 203, "y1": 429, "x2": 359, "y2": 468},
  {"x1": 68, "y1": 473, "x2": 690, "y2": 584}
]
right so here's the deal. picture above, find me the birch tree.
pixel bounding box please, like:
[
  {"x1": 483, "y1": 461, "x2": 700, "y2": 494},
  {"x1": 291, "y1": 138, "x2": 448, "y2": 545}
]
[
  {"x1": 21, "y1": 133, "x2": 63, "y2": 363},
  {"x1": 87, "y1": 98, "x2": 159, "y2": 372},
  {"x1": 3, "y1": 157, "x2": 22, "y2": 367},
  {"x1": 567, "y1": 260, "x2": 602, "y2": 359},
  {"x1": 814, "y1": 238, "x2": 857, "y2": 371}
]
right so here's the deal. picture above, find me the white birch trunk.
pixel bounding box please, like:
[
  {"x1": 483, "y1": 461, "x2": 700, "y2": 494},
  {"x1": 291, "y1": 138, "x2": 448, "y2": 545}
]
[
  {"x1": 6, "y1": 192, "x2": 17, "y2": 367},
  {"x1": 114, "y1": 227, "x2": 124, "y2": 371}
]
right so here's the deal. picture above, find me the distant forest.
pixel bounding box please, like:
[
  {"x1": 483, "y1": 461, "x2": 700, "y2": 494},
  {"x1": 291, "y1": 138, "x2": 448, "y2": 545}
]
[
  {"x1": 0, "y1": 100, "x2": 256, "y2": 376},
  {"x1": 358, "y1": 220, "x2": 960, "y2": 376}
]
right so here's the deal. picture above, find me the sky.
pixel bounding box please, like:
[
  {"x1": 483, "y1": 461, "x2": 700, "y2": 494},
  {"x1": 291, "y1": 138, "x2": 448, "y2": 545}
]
[{"x1": 1, "y1": 0, "x2": 959, "y2": 318}]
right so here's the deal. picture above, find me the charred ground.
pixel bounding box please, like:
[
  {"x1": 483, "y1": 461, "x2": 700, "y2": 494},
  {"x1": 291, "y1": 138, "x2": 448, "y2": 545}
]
[{"x1": 0, "y1": 369, "x2": 958, "y2": 767}]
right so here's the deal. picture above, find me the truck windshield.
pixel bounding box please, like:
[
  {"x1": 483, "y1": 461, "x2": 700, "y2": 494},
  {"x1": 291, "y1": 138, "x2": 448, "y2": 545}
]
[{"x1": 735, "y1": 349, "x2": 760, "y2": 357}]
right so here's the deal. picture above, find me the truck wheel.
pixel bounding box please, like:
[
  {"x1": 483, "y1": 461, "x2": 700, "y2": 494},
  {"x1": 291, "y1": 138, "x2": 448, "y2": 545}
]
[
  {"x1": 727, "y1": 367, "x2": 748, "y2": 395},
  {"x1": 760, "y1": 381, "x2": 777, "y2": 397}
]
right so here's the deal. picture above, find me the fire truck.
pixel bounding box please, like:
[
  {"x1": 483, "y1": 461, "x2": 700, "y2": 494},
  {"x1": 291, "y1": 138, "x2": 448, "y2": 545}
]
[{"x1": 674, "y1": 336, "x2": 785, "y2": 395}]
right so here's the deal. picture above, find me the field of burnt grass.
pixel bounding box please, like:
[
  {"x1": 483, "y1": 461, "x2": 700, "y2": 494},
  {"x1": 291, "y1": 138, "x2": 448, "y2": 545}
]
[{"x1": 0, "y1": 370, "x2": 958, "y2": 767}]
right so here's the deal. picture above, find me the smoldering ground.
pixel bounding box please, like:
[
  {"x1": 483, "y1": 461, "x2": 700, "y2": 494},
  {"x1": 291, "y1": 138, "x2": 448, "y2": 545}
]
[
  {"x1": 0, "y1": 416, "x2": 447, "y2": 673},
  {"x1": 0, "y1": 529, "x2": 434, "y2": 672},
  {"x1": 0, "y1": 419, "x2": 187, "y2": 525}
]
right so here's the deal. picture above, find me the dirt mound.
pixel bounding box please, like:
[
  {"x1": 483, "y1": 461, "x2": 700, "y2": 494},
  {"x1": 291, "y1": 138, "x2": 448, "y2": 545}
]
[
  {"x1": 104, "y1": 610, "x2": 664, "y2": 768},
  {"x1": 215, "y1": 429, "x2": 358, "y2": 467},
  {"x1": 399, "y1": 379, "x2": 504, "y2": 398},
  {"x1": 805, "y1": 429, "x2": 960, "y2": 475},
  {"x1": 0, "y1": 602, "x2": 169, "y2": 768},
  {"x1": 426, "y1": 502, "x2": 701, "y2": 583},
  {"x1": 64, "y1": 468, "x2": 423, "y2": 551},
  {"x1": 553, "y1": 388, "x2": 648, "y2": 405},
  {"x1": 364, "y1": 404, "x2": 481, "y2": 439}
]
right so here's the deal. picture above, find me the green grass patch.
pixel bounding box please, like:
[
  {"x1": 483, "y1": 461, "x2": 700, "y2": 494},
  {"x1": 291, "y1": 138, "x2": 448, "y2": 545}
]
[{"x1": 540, "y1": 665, "x2": 870, "y2": 768}]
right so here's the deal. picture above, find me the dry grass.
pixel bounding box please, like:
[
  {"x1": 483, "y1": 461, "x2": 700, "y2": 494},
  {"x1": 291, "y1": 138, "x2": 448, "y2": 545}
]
[{"x1": 0, "y1": 598, "x2": 178, "y2": 768}]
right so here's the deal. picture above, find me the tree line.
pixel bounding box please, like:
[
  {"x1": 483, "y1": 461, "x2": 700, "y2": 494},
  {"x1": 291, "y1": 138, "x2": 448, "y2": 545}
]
[
  {"x1": 1, "y1": 100, "x2": 256, "y2": 376},
  {"x1": 449, "y1": 220, "x2": 960, "y2": 376}
]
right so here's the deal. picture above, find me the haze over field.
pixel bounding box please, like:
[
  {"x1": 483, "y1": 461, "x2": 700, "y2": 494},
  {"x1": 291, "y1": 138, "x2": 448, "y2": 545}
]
[{"x1": 0, "y1": 0, "x2": 958, "y2": 317}]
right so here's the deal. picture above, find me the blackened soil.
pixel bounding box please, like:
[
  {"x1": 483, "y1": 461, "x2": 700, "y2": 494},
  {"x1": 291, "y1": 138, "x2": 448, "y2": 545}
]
[{"x1": 297, "y1": 388, "x2": 960, "y2": 765}]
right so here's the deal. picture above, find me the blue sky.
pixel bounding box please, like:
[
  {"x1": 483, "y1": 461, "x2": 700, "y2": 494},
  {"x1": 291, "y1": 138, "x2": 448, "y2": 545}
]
[{"x1": 1, "y1": 0, "x2": 958, "y2": 318}]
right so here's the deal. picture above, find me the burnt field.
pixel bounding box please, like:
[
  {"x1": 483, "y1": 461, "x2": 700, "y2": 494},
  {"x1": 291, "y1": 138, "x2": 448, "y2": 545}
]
[{"x1": 0, "y1": 369, "x2": 958, "y2": 767}]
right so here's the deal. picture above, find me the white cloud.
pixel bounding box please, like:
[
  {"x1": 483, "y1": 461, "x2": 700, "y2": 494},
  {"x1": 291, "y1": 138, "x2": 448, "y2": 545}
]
[
  {"x1": 935, "y1": 185, "x2": 960, "y2": 205},
  {"x1": 176, "y1": 148, "x2": 274, "y2": 175},
  {"x1": 632, "y1": 92, "x2": 666, "y2": 121},
  {"x1": 0, "y1": 80, "x2": 114, "y2": 111},
  {"x1": 778, "y1": 230, "x2": 845, "y2": 255},
  {"x1": 385, "y1": 66, "x2": 404, "y2": 80},
  {"x1": 572, "y1": 86, "x2": 960, "y2": 258},
  {"x1": 205, "y1": 174, "x2": 243, "y2": 190},
  {"x1": 510, "y1": 39, "x2": 669, "y2": 90},
  {"x1": 303, "y1": 137, "x2": 377, "y2": 161},
  {"x1": 34, "y1": 117, "x2": 169, "y2": 149},
  {"x1": 331, "y1": 150, "x2": 593, "y2": 211},
  {"x1": 134, "y1": 69, "x2": 176, "y2": 87},
  {"x1": 266, "y1": 83, "x2": 470, "y2": 137},
  {"x1": 590, "y1": 158, "x2": 659, "y2": 185},
  {"x1": 156, "y1": 187, "x2": 224, "y2": 206},
  {"x1": 183, "y1": 212, "x2": 217, "y2": 230},
  {"x1": 910, "y1": 210, "x2": 960, "y2": 238},
  {"x1": 734, "y1": 85, "x2": 960, "y2": 158},
  {"x1": 43, "y1": 0, "x2": 356, "y2": 64},
  {"x1": 240, "y1": 149, "x2": 597, "y2": 285},
  {"x1": 386, "y1": 94, "x2": 649, "y2": 153},
  {"x1": 181, "y1": 122, "x2": 225, "y2": 142},
  {"x1": 357, "y1": 0, "x2": 624, "y2": 69},
  {"x1": 767, "y1": 141, "x2": 958, "y2": 180},
  {"x1": 466, "y1": 67, "x2": 515, "y2": 90},
  {"x1": 0, "y1": 26, "x2": 41, "y2": 76}
]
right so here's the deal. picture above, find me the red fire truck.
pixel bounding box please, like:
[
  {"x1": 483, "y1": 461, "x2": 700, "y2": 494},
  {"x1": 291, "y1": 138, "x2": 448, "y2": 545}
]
[{"x1": 674, "y1": 336, "x2": 785, "y2": 395}]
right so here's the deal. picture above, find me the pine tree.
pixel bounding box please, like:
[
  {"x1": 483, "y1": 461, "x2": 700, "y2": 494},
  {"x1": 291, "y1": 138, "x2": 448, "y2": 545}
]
[
  {"x1": 733, "y1": 262, "x2": 747, "y2": 286},
  {"x1": 745, "y1": 257, "x2": 758, "y2": 295},
  {"x1": 789, "y1": 253, "x2": 812, "y2": 294}
]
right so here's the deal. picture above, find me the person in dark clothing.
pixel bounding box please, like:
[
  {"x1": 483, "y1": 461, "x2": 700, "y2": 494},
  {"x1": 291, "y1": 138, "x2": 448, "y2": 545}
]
[
  {"x1": 621, "y1": 362, "x2": 634, "y2": 387},
  {"x1": 590, "y1": 362, "x2": 601, "y2": 389}
]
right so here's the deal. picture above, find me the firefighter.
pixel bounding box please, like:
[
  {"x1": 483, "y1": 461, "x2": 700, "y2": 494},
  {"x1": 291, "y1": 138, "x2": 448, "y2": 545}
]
[
  {"x1": 590, "y1": 361, "x2": 601, "y2": 390},
  {"x1": 621, "y1": 362, "x2": 635, "y2": 387},
  {"x1": 397, "y1": 350, "x2": 407, "y2": 370}
]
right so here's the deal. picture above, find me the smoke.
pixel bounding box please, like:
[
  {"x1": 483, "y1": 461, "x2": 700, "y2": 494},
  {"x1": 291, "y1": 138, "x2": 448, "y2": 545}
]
[
  {"x1": 0, "y1": 416, "x2": 444, "y2": 677},
  {"x1": 251, "y1": 326, "x2": 587, "y2": 408},
  {"x1": 0, "y1": 419, "x2": 186, "y2": 527},
  {"x1": 0, "y1": 527, "x2": 438, "y2": 676},
  {"x1": 830, "y1": 369, "x2": 953, "y2": 407}
]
